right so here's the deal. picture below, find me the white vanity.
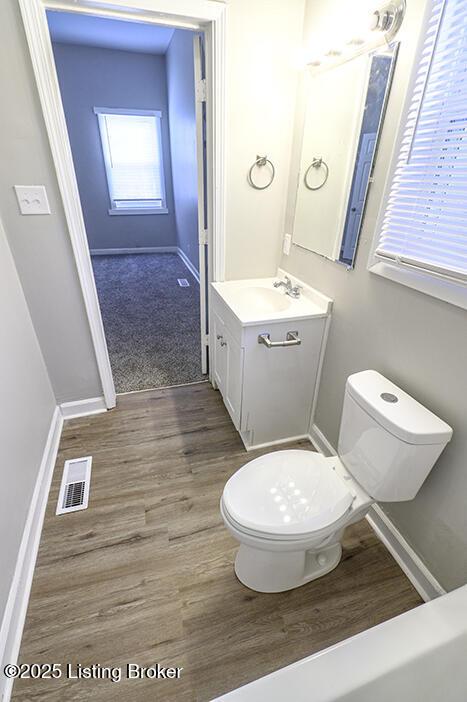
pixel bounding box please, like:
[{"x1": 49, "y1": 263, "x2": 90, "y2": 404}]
[{"x1": 210, "y1": 271, "x2": 332, "y2": 450}]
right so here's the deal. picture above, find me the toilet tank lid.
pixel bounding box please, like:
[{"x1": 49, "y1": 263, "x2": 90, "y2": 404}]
[{"x1": 346, "y1": 371, "x2": 453, "y2": 445}]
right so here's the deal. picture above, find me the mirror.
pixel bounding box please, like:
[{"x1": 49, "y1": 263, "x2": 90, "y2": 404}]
[{"x1": 291, "y1": 44, "x2": 398, "y2": 268}]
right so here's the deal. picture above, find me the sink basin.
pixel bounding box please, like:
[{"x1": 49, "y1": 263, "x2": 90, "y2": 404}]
[
  {"x1": 211, "y1": 276, "x2": 332, "y2": 325},
  {"x1": 233, "y1": 287, "x2": 291, "y2": 315}
]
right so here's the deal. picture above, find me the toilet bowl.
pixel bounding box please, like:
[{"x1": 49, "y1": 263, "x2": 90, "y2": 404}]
[
  {"x1": 221, "y1": 450, "x2": 371, "y2": 592},
  {"x1": 221, "y1": 370, "x2": 452, "y2": 593}
]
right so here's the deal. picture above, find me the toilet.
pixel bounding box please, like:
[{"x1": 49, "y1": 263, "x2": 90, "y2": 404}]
[{"x1": 220, "y1": 370, "x2": 452, "y2": 593}]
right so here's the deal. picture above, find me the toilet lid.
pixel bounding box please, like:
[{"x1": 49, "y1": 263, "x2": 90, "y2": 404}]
[{"x1": 223, "y1": 450, "x2": 354, "y2": 536}]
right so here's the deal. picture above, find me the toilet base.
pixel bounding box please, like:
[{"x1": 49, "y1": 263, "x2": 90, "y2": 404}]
[{"x1": 234, "y1": 541, "x2": 342, "y2": 593}]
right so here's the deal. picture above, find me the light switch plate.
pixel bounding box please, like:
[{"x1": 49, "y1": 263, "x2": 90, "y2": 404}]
[
  {"x1": 14, "y1": 185, "x2": 51, "y2": 215},
  {"x1": 283, "y1": 233, "x2": 292, "y2": 255}
]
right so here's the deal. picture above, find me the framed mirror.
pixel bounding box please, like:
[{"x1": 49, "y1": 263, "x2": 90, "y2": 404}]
[{"x1": 291, "y1": 43, "x2": 399, "y2": 268}]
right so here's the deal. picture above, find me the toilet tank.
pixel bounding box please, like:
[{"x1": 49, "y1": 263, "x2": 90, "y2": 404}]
[{"x1": 337, "y1": 370, "x2": 452, "y2": 502}]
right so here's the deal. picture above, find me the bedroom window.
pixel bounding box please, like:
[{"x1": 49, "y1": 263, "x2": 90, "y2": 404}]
[{"x1": 94, "y1": 108, "x2": 167, "y2": 215}]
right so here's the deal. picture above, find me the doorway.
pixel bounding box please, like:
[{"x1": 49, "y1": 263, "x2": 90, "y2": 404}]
[
  {"x1": 45, "y1": 10, "x2": 207, "y2": 393},
  {"x1": 19, "y1": 0, "x2": 226, "y2": 408}
]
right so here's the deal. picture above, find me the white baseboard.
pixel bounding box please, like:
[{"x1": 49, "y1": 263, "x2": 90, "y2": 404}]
[
  {"x1": 0, "y1": 407, "x2": 63, "y2": 702},
  {"x1": 60, "y1": 396, "x2": 107, "y2": 420},
  {"x1": 366, "y1": 505, "x2": 445, "y2": 602},
  {"x1": 90, "y1": 246, "x2": 178, "y2": 255},
  {"x1": 309, "y1": 423, "x2": 444, "y2": 602},
  {"x1": 309, "y1": 423, "x2": 336, "y2": 457},
  {"x1": 177, "y1": 247, "x2": 200, "y2": 284}
]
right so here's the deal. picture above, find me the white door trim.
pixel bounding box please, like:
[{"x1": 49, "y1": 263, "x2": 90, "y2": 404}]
[
  {"x1": 193, "y1": 32, "x2": 208, "y2": 374},
  {"x1": 18, "y1": 0, "x2": 227, "y2": 403}
]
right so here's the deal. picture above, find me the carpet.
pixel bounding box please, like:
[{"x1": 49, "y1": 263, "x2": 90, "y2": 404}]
[{"x1": 91, "y1": 253, "x2": 205, "y2": 393}]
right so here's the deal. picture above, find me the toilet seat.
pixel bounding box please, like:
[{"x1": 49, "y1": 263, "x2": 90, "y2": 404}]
[
  {"x1": 221, "y1": 499, "x2": 349, "y2": 546},
  {"x1": 222, "y1": 450, "x2": 354, "y2": 538}
]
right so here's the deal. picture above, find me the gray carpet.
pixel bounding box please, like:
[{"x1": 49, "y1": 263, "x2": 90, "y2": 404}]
[{"x1": 91, "y1": 253, "x2": 205, "y2": 393}]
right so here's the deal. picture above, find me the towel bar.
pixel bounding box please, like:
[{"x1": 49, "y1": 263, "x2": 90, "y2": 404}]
[{"x1": 258, "y1": 331, "x2": 301, "y2": 348}]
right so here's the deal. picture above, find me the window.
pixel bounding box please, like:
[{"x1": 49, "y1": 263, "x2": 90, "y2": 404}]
[
  {"x1": 94, "y1": 108, "x2": 167, "y2": 215},
  {"x1": 369, "y1": 0, "x2": 467, "y2": 310}
]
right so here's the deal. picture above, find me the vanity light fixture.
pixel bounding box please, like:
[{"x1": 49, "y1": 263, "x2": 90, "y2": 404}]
[
  {"x1": 370, "y1": 1, "x2": 406, "y2": 38},
  {"x1": 305, "y1": 0, "x2": 405, "y2": 71}
]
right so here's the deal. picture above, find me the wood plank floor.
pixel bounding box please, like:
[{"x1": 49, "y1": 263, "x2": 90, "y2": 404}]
[{"x1": 13, "y1": 382, "x2": 422, "y2": 701}]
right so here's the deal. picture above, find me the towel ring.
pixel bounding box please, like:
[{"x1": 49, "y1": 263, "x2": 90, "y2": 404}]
[
  {"x1": 304, "y1": 158, "x2": 329, "y2": 191},
  {"x1": 248, "y1": 155, "x2": 275, "y2": 190}
]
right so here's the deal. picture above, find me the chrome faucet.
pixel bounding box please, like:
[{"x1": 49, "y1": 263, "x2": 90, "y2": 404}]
[{"x1": 273, "y1": 275, "x2": 302, "y2": 299}]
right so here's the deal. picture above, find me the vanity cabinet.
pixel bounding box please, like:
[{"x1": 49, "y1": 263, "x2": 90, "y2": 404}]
[
  {"x1": 210, "y1": 278, "x2": 332, "y2": 450},
  {"x1": 212, "y1": 313, "x2": 243, "y2": 428}
]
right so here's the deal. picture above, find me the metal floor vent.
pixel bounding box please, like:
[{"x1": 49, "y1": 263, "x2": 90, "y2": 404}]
[
  {"x1": 56, "y1": 456, "x2": 92, "y2": 515},
  {"x1": 177, "y1": 278, "x2": 190, "y2": 287}
]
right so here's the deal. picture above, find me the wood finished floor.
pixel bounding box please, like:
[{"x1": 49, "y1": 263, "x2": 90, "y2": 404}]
[{"x1": 13, "y1": 383, "x2": 422, "y2": 701}]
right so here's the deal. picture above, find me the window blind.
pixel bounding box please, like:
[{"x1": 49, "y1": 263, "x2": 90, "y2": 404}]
[
  {"x1": 375, "y1": 0, "x2": 467, "y2": 283},
  {"x1": 97, "y1": 112, "x2": 164, "y2": 209}
]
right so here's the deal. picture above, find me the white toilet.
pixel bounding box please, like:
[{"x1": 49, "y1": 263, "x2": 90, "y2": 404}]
[{"x1": 220, "y1": 370, "x2": 452, "y2": 593}]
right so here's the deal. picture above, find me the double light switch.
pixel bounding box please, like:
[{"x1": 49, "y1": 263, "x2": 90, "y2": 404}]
[{"x1": 14, "y1": 185, "x2": 51, "y2": 215}]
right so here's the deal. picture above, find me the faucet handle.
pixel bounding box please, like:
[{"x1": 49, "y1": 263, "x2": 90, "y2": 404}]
[{"x1": 290, "y1": 283, "x2": 302, "y2": 298}]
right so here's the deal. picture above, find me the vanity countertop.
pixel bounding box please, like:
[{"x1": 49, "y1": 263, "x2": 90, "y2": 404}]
[{"x1": 211, "y1": 272, "x2": 332, "y2": 326}]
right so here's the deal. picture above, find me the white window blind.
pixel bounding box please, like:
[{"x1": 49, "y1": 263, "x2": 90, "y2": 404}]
[
  {"x1": 375, "y1": 0, "x2": 467, "y2": 284},
  {"x1": 95, "y1": 109, "x2": 166, "y2": 213}
]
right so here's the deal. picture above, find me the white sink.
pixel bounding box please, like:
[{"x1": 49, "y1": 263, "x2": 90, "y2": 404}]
[
  {"x1": 232, "y1": 287, "x2": 291, "y2": 315},
  {"x1": 211, "y1": 274, "x2": 332, "y2": 325}
]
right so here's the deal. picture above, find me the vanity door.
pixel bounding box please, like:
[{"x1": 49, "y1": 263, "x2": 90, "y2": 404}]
[
  {"x1": 223, "y1": 328, "x2": 243, "y2": 429},
  {"x1": 212, "y1": 312, "x2": 244, "y2": 429},
  {"x1": 241, "y1": 318, "x2": 326, "y2": 446},
  {"x1": 212, "y1": 313, "x2": 227, "y2": 394}
]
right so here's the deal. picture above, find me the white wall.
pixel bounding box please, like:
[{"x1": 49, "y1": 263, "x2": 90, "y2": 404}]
[
  {"x1": 282, "y1": 0, "x2": 467, "y2": 591},
  {"x1": 166, "y1": 29, "x2": 200, "y2": 271},
  {"x1": 0, "y1": 0, "x2": 102, "y2": 404},
  {"x1": 0, "y1": 214, "x2": 56, "y2": 628},
  {"x1": 224, "y1": 0, "x2": 306, "y2": 279}
]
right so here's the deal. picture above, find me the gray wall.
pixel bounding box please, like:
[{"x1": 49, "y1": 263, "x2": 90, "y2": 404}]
[
  {"x1": 0, "y1": 215, "x2": 56, "y2": 624},
  {"x1": 166, "y1": 30, "x2": 199, "y2": 271},
  {"x1": 282, "y1": 0, "x2": 467, "y2": 591},
  {"x1": 223, "y1": 0, "x2": 305, "y2": 279},
  {"x1": 0, "y1": 0, "x2": 102, "y2": 404},
  {"x1": 52, "y1": 42, "x2": 177, "y2": 251}
]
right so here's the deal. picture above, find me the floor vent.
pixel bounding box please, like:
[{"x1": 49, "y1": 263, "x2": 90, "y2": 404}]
[
  {"x1": 177, "y1": 278, "x2": 190, "y2": 287},
  {"x1": 56, "y1": 456, "x2": 92, "y2": 515}
]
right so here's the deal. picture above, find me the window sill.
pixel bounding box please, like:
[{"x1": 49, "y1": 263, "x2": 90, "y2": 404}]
[
  {"x1": 108, "y1": 207, "x2": 169, "y2": 216},
  {"x1": 368, "y1": 260, "x2": 467, "y2": 311}
]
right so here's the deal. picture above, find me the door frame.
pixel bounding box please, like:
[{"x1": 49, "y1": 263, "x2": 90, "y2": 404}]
[
  {"x1": 18, "y1": 0, "x2": 227, "y2": 408},
  {"x1": 193, "y1": 32, "x2": 209, "y2": 375}
]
